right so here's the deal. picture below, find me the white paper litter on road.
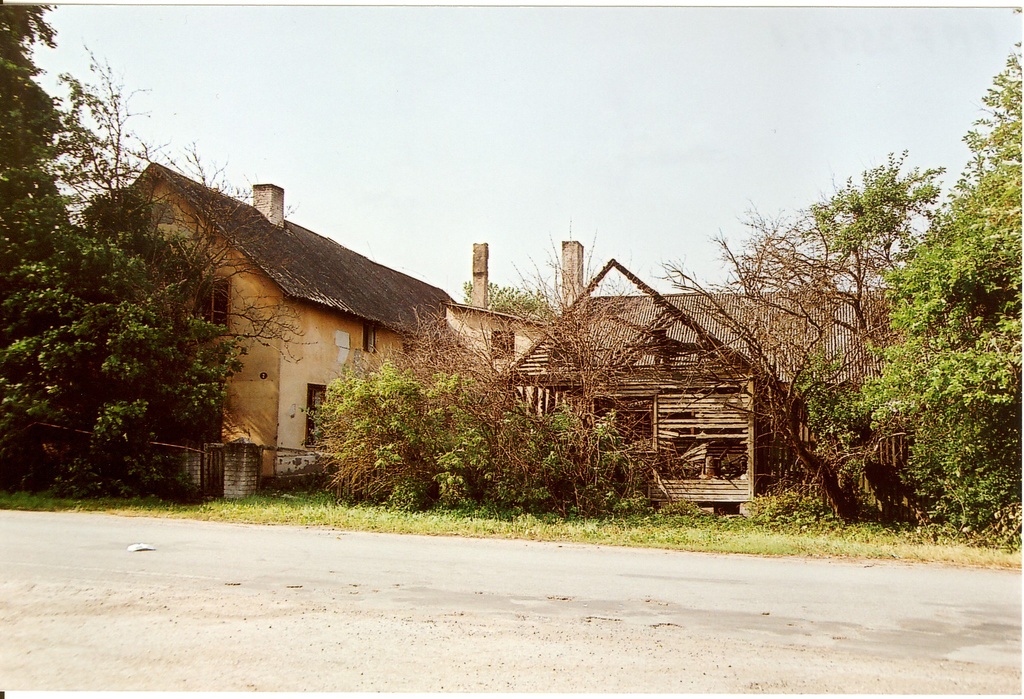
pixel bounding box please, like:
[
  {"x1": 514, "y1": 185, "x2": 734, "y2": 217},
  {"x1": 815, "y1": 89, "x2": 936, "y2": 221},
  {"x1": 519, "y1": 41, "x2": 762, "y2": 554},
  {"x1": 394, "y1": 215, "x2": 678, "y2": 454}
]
[{"x1": 126, "y1": 543, "x2": 156, "y2": 552}]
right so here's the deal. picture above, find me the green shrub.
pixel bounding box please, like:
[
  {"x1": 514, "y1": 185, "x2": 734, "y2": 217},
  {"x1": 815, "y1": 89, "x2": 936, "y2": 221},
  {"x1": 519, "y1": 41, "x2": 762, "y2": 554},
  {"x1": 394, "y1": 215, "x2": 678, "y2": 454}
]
[
  {"x1": 386, "y1": 477, "x2": 433, "y2": 512},
  {"x1": 867, "y1": 53, "x2": 1022, "y2": 539},
  {"x1": 747, "y1": 488, "x2": 838, "y2": 529},
  {"x1": 317, "y1": 362, "x2": 645, "y2": 516}
]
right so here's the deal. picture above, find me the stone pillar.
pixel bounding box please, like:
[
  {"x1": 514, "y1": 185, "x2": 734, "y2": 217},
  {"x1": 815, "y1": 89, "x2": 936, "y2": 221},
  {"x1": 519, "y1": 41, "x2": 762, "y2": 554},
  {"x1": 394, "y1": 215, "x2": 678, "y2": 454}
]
[{"x1": 182, "y1": 450, "x2": 203, "y2": 489}]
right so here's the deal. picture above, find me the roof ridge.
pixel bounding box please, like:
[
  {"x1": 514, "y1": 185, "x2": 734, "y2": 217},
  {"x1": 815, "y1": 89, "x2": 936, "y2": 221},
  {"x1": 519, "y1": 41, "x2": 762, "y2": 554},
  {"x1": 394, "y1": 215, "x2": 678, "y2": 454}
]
[{"x1": 140, "y1": 162, "x2": 453, "y2": 333}]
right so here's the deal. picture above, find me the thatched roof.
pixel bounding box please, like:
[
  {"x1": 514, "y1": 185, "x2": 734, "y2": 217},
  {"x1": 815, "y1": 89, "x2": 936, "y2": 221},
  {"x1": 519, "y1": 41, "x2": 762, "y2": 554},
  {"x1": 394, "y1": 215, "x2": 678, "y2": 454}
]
[{"x1": 143, "y1": 163, "x2": 452, "y2": 333}]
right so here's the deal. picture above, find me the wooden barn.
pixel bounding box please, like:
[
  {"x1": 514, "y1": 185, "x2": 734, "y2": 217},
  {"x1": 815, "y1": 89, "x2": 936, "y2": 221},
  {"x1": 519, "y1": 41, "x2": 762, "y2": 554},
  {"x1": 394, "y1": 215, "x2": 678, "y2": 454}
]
[
  {"x1": 511, "y1": 253, "x2": 893, "y2": 511},
  {"x1": 512, "y1": 259, "x2": 763, "y2": 508}
]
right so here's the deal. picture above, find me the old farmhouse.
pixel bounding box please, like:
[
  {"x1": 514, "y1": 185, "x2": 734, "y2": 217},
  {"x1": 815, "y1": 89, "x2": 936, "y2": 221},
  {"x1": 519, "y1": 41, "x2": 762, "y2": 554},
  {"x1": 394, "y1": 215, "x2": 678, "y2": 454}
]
[
  {"x1": 141, "y1": 163, "x2": 453, "y2": 479},
  {"x1": 511, "y1": 255, "x2": 883, "y2": 510},
  {"x1": 512, "y1": 259, "x2": 755, "y2": 507}
]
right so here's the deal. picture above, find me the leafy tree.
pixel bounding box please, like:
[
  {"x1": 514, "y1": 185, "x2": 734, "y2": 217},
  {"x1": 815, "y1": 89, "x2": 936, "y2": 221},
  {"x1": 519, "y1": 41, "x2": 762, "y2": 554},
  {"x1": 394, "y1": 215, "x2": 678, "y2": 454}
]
[
  {"x1": 0, "y1": 6, "x2": 240, "y2": 497},
  {"x1": 0, "y1": 6, "x2": 67, "y2": 285},
  {"x1": 667, "y1": 156, "x2": 941, "y2": 520},
  {"x1": 869, "y1": 52, "x2": 1022, "y2": 537},
  {"x1": 1, "y1": 5, "x2": 73, "y2": 483},
  {"x1": 461, "y1": 281, "x2": 552, "y2": 321}
]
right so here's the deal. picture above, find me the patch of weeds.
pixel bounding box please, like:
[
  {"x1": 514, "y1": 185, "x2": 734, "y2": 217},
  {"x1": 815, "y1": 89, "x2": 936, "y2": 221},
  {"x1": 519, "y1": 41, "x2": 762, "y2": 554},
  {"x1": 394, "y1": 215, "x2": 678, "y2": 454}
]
[
  {"x1": 746, "y1": 491, "x2": 839, "y2": 531},
  {"x1": 657, "y1": 500, "x2": 714, "y2": 519}
]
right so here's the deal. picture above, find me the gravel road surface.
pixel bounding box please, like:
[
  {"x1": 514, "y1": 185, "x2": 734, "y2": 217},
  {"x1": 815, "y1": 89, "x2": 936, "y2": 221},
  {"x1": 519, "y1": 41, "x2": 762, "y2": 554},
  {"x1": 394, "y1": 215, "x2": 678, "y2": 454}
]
[{"x1": 1, "y1": 510, "x2": 1020, "y2": 692}]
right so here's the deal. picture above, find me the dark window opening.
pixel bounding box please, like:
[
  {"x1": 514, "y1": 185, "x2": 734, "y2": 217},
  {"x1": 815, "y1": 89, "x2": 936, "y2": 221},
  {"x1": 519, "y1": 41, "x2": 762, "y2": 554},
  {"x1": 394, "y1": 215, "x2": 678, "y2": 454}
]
[
  {"x1": 198, "y1": 277, "x2": 230, "y2": 326},
  {"x1": 150, "y1": 202, "x2": 175, "y2": 227},
  {"x1": 305, "y1": 383, "x2": 327, "y2": 446},
  {"x1": 649, "y1": 328, "x2": 669, "y2": 361},
  {"x1": 710, "y1": 385, "x2": 742, "y2": 394},
  {"x1": 211, "y1": 278, "x2": 229, "y2": 326},
  {"x1": 664, "y1": 411, "x2": 696, "y2": 421},
  {"x1": 362, "y1": 322, "x2": 377, "y2": 353},
  {"x1": 595, "y1": 397, "x2": 654, "y2": 446}
]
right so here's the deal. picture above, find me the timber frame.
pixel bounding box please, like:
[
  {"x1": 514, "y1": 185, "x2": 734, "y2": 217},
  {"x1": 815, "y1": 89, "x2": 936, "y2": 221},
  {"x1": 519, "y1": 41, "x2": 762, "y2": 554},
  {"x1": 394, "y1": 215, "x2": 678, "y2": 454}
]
[{"x1": 512, "y1": 260, "x2": 760, "y2": 508}]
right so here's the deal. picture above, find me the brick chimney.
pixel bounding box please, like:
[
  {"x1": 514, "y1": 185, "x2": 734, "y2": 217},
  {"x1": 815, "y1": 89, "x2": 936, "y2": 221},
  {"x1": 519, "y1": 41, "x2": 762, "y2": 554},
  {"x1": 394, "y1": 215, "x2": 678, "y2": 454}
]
[
  {"x1": 253, "y1": 183, "x2": 285, "y2": 227},
  {"x1": 472, "y1": 243, "x2": 489, "y2": 308},
  {"x1": 561, "y1": 240, "x2": 584, "y2": 304}
]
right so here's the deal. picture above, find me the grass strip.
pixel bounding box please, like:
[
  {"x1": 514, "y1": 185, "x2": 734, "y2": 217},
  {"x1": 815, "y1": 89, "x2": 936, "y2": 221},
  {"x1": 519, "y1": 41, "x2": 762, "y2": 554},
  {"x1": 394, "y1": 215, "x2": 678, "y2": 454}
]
[{"x1": 0, "y1": 490, "x2": 1018, "y2": 569}]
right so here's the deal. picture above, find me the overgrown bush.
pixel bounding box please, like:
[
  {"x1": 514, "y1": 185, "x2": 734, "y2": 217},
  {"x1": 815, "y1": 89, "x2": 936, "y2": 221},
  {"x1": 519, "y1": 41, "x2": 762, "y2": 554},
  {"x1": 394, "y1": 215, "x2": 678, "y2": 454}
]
[
  {"x1": 985, "y1": 503, "x2": 1023, "y2": 551},
  {"x1": 746, "y1": 487, "x2": 838, "y2": 529},
  {"x1": 655, "y1": 499, "x2": 713, "y2": 523},
  {"x1": 317, "y1": 362, "x2": 645, "y2": 516}
]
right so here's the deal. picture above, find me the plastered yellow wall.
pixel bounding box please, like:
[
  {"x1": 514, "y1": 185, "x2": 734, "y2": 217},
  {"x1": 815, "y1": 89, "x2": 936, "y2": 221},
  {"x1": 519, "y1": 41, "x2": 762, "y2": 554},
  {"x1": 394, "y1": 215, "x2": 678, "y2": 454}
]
[
  {"x1": 221, "y1": 267, "x2": 284, "y2": 476},
  {"x1": 445, "y1": 306, "x2": 541, "y2": 363},
  {"x1": 151, "y1": 178, "x2": 404, "y2": 476},
  {"x1": 274, "y1": 301, "x2": 402, "y2": 460}
]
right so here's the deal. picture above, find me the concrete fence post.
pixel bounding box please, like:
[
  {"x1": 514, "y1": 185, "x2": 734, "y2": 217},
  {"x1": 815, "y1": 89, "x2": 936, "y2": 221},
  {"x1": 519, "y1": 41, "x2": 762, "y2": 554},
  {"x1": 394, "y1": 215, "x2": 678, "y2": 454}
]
[
  {"x1": 222, "y1": 441, "x2": 261, "y2": 499},
  {"x1": 182, "y1": 450, "x2": 203, "y2": 490}
]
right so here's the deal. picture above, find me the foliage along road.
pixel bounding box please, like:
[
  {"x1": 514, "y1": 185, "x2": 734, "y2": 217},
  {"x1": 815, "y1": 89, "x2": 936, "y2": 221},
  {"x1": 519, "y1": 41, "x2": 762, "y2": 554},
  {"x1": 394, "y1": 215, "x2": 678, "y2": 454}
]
[{"x1": 1, "y1": 510, "x2": 1020, "y2": 692}]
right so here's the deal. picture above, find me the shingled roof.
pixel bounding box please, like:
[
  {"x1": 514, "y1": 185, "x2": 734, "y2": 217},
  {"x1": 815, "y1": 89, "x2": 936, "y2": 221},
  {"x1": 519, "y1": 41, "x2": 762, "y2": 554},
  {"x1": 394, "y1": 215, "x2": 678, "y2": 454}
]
[{"x1": 142, "y1": 163, "x2": 453, "y2": 333}]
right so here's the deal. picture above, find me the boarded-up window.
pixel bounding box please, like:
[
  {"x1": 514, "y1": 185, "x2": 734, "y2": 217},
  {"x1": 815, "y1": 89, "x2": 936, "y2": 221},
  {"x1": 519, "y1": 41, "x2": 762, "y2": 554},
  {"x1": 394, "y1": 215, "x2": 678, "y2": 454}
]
[{"x1": 305, "y1": 383, "x2": 327, "y2": 446}]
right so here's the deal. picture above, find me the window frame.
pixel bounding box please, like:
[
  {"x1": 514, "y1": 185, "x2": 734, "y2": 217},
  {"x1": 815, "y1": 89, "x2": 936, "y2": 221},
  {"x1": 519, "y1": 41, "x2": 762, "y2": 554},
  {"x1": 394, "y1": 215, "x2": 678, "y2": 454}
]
[
  {"x1": 200, "y1": 276, "x2": 230, "y2": 327},
  {"x1": 362, "y1": 322, "x2": 377, "y2": 353},
  {"x1": 305, "y1": 383, "x2": 328, "y2": 447}
]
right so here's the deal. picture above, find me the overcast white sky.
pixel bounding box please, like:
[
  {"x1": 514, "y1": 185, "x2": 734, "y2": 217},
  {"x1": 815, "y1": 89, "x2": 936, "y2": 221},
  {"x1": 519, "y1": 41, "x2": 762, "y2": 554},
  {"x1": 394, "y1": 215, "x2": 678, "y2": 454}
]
[{"x1": 32, "y1": 5, "x2": 1021, "y2": 299}]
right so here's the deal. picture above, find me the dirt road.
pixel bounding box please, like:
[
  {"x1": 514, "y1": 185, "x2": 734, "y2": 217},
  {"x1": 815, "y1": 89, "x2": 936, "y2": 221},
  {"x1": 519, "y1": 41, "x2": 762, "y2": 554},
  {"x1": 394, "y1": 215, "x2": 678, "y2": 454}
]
[{"x1": 1, "y1": 510, "x2": 1019, "y2": 692}]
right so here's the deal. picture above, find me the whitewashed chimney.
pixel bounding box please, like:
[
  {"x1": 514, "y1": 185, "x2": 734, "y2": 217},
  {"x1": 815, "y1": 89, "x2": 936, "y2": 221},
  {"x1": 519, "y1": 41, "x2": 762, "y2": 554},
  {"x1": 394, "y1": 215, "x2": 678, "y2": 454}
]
[
  {"x1": 561, "y1": 240, "x2": 584, "y2": 304},
  {"x1": 253, "y1": 183, "x2": 285, "y2": 227},
  {"x1": 472, "y1": 243, "x2": 489, "y2": 308}
]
